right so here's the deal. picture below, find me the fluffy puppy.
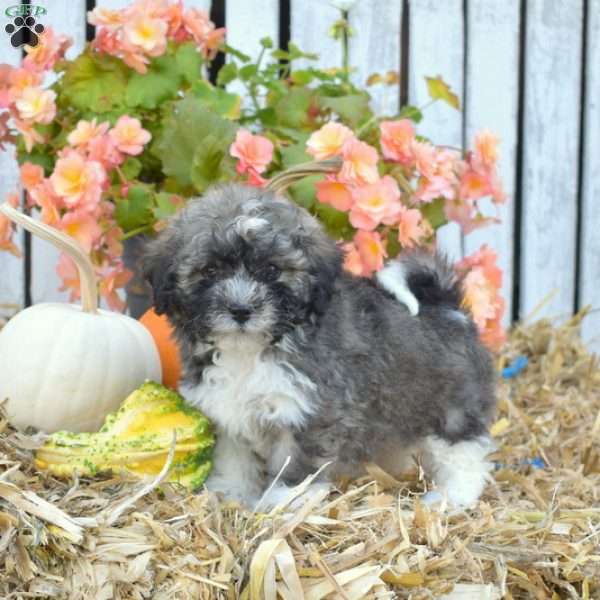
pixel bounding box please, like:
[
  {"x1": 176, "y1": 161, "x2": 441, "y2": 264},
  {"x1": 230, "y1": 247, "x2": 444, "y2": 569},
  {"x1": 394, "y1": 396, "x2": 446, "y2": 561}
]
[{"x1": 143, "y1": 184, "x2": 496, "y2": 507}]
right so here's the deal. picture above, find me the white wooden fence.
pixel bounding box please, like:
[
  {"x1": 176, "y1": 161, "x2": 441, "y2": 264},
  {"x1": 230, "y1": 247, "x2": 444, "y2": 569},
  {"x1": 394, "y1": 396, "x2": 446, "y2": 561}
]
[{"x1": 0, "y1": 0, "x2": 599, "y2": 351}]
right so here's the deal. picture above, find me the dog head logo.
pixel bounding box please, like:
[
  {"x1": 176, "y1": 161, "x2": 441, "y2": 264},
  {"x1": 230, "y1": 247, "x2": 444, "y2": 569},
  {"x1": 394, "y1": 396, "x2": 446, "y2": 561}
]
[{"x1": 5, "y1": 5, "x2": 47, "y2": 48}]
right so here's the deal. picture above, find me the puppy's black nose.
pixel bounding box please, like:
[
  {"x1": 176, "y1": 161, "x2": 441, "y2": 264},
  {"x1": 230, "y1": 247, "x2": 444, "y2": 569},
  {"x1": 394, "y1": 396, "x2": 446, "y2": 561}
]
[{"x1": 229, "y1": 305, "x2": 252, "y2": 323}]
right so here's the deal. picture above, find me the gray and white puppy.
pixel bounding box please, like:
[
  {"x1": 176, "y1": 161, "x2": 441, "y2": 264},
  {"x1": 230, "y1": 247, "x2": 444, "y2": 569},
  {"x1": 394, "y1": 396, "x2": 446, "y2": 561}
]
[{"x1": 143, "y1": 183, "x2": 496, "y2": 507}]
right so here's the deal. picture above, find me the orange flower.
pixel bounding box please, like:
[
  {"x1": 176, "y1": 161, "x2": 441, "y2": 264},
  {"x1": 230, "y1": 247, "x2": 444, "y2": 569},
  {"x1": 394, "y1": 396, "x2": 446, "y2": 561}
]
[
  {"x1": 0, "y1": 193, "x2": 21, "y2": 257},
  {"x1": 315, "y1": 177, "x2": 354, "y2": 211},
  {"x1": 68, "y1": 119, "x2": 111, "y2": 148},
  {"x1": 459, "y1": 169, "x2": 492, "y2": 200},
  {"x1": 473, "y1": 130, "x2": 499, "y2": 170},
  {"x1": 349, "y1": 176, "x2": 402, "y2": 231},
  {"x1": 58, "y1": 210, "x2": 103, "y2": 253},
  {"x1": 50, "y1": 150, "x2": 106, "y2": 209},
  {"x1": 24, "y1": 28, "x2": 72, "y2": 73},
  {"x1": 230, "y1": 128, "x2": 274, "y2": 175},
  {"x1": 340, "y1": 138, "x2": 379, "y2": 185},
  {"x1": 306, "y1": 122, "x2": 354, "y2": 160},
  {"x1": 397, "y1": 207, "x2": 432, "y2": 248},
  {"x1": 57, "y1": 253, "x2": 81, "y2": 303},
  {"x1": 353, "y1": 230, "x2": 387, "y2": 276},
  {"x1": 13, "y1": 118, "x2": 44, "y2": 152},
  {"x1": 456, "y1": 245, "x2": 506, "y2": 351},
  {"x1": 109, "y1": 116, "x2": 152, "y2": 156},
  {"x1": 15, "y1": 86, "x2": 56, "y2": 124},
  {"x1": 29, "y1": 180, "x2": 63, "y2": 226},
  {"x1": 97, "y1": 260, "x2": 132, "y2": 312},
  {"x1": 123, "y1": 15, "x2": 168, "y2": 56},
  {"x1": 342, "y1": 242, "x2": 364, "y2": 277},
  {"x1": 20, "y1": 162, "x2": 44, "y2": 192},
  {"x1": 379, "y1": 119, "x2": 415, "y2": 165}
]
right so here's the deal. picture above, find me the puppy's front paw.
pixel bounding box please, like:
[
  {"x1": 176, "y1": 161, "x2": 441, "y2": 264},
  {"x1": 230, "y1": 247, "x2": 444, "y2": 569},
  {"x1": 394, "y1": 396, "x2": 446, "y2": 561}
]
[{"x1": 259, "y1": 482, "x2": 332, "y2": 512}]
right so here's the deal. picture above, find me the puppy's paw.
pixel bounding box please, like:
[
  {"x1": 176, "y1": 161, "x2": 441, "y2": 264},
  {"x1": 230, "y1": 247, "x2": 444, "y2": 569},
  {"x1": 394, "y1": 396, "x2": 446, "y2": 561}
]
[{"x1": 204, "y1": 474, "x2": 260, "y2": 507}]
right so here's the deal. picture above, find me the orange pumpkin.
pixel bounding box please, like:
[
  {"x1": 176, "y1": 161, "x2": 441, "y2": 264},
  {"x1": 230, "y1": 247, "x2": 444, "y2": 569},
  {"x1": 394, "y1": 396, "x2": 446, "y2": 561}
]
[{"x1": 140, "y1": 309, "x2": 181, "y2": 389}]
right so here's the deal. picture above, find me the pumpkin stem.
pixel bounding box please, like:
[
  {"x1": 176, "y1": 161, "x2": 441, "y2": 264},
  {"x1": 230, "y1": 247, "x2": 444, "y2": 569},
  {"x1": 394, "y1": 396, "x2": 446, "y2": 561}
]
[
  {"x1": 265, "y1": 157, "x2": 343, "y2": 194},
  {"x1": 0, "y1": 203, "x2": 98, "y2": 314}
]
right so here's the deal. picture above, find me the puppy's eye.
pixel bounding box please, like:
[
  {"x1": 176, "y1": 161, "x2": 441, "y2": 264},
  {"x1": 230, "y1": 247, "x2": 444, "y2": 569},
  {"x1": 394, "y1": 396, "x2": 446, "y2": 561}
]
[
  {"x1": 263, "y1": 264, "x2": 281, "y2": 282},
  {"x1": 202, "y1": 265, "x2": 219, "y2": 278}
]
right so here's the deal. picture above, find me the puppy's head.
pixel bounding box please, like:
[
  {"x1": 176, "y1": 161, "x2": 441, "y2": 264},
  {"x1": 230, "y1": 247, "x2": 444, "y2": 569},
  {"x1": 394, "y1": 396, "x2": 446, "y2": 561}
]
[{"x1": 143, "y1": 184, "x2": 342, "y2": 342}]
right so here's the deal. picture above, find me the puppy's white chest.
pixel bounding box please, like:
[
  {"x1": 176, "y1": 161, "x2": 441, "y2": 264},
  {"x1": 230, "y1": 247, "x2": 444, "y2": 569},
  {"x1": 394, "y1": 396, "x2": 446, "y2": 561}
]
[{"x1": 180, "y1": 337, "x2": 316, "y2": 442}]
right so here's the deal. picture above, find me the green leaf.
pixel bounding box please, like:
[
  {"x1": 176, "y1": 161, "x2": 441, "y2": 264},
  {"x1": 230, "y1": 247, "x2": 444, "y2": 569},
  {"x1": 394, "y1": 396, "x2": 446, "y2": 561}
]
[
  {"x1": 399, "y1": 104, "x2": 423, "y2": 123},
  {"x1": 61, "y1": 52, "x2": 128, "y2": 113},
  {"x1": 290, "y1": 70, "x2": 314, "y2": 85},
  {"x1": 420, "y1": 197, "x2": 447, "y2": 229},
  {"x1": 191, "y1": 81, "x2": 242, "y2": 119},
  {"x1": 425, "y1": 75, "x2": 460, "y2": 110},
  {"x1": 190, "y1": 136, "x2": 227, "y2": 192},
  {"x1": 175, "y1": 42, "x2": 203, "y2": 84},
  {"x1": 320, "y1": 93, "x2": 372, "y2": 128},
  {"x1": 120, "y1": 157, "x2": 142, "y2": 180},
  {"x1": 279, "y1": 138, "x2": 311, "y2": 168},
  {"x1": 126, "y1": 53, "x2": 182, "y2": 109},
  {"x1": 217, "y1": 62, "x2": 238, "y2": 86},
  {"x1": 115, "y1": 186, "x2": 154, "y2": 232},
  {"x1": 153, "y1": 192, "x2": 185, "y2": 220},
  {"x1": 260, "y1": 37, "x2": 274, "y2": 49},
  {"x1": 238, "y1": 64, "x2": 258, "y2": 81},
  {"x1": 273, "y1": 87, "x2": 315, "y2": 129},
  {"x1": 16, "y1": 148, "x2": 54, "y2": 174},
  {"x1": 155, "y1": 94, "x2": 237, "y2": 188},
  {"x1": 314, "y1": 203, "x2": 353, "y2": 241},
  {"x1": 221, "y1": 44, "x2": 250, "y2": 63}
]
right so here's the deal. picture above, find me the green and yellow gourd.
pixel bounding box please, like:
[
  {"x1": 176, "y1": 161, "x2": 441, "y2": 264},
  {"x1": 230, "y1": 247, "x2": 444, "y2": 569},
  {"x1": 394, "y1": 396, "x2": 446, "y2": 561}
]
[{"x1": 35, "y1": 382, "x2": 215, "y2": 491}]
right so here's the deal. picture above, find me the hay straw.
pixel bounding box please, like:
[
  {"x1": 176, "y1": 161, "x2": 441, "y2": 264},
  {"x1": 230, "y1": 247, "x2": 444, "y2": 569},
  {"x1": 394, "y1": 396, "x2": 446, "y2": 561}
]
[{"x1": 1, "y1": 312, "x2": 599, "y2": 598}]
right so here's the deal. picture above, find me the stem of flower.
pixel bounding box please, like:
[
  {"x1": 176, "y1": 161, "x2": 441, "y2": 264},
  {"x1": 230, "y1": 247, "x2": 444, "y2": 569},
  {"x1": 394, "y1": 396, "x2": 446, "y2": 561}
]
[
  {"x1": 0, "y1": 203, "x2": 98, "y2": 314},
  {"x1": 121, "y1": 225, "x2": 154, "y2": 241},
  {"x1": 356, "y1": 114, "x2": 378, "y2": 139}
]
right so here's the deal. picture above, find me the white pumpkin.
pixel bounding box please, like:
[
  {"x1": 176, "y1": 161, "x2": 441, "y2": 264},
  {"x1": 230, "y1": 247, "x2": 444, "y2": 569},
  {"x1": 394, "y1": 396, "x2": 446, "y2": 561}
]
[{"x1": 0, "y1": 203, "x2": 161, "y2": 433}]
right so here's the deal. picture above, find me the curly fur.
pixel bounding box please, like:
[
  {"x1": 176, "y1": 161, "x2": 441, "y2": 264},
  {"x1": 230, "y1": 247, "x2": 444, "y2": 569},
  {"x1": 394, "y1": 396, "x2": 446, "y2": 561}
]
[{"x1": 143, "y1": 184, "x2": 497, "y2": 507}]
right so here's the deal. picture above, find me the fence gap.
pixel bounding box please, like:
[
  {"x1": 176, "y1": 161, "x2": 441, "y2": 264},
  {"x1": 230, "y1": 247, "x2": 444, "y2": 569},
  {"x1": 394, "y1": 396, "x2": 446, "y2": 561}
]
[
  {"x1": 511, "y1": 0, "x2": 527, "y2": 322},
  {"x1": 574, "y1": 0, "x2": 590, "y2": 311},
  {"x1": 209, "y1": 0, "x2": 225, "y2": 83},
  {"x1": 399, "y1": 0, "x2": 409, "y2": 108}
]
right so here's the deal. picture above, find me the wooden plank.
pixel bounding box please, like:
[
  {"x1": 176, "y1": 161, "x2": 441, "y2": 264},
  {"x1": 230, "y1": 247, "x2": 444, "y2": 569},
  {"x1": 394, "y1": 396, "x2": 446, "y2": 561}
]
[
  {"x1": 226, "y1": 0, "x2": 278, "y2": 60},
  {"x1": 580, "y1": 0, "x2": 600, "y2": 353},
  {"x1": 463, "y1": 0, "x2": 520, "y2": 326},
  {"x1": 348, "y1": 0, "x2": 402, "y2": 117},
  {"x1": 520, "y1": 0, "x2": 583, "y2": 320},
  {"x1": 291, "y1": 0, "x2": 341, "y2": 70},
  {"x1": 29, "y1": 0, "x2": 87, "y2": 305},
  {"x1": 0, "y1": 38, "x2": 25, "y2": 317},
  {"x1": 225, "y1": 0, "x2": 278, "y2": 102},
  {"x1": 408, "y1": 0, "x2": 464, "y2": 262}
]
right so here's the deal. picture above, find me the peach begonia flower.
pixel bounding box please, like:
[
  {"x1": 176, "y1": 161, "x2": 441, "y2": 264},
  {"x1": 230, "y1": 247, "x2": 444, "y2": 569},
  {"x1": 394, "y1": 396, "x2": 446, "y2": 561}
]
[
  {"x1": 68, "y1": 119, "x2": 111, "y2": 148},
  {"x1": 456, "y1": 245, "x2": 506, "y2": 351},
  {"x1": 306, "y1": 122, "x2": 354, "y2": 160},
  {"x1": 397, "y1": 206, "x2": 432, "y2": 248},
  {"x1": 109, "y1": 116, "x2": 152, "y2": 156},
  {"x1": 13, "y1": 118, "x2": 44, "y2": 152},
  {"x1": 230, "y1": 128, "x2": 274, "y2": 175},
  {"x1": 183, "y1": 8, "x2": 225, "y2": 58},
  {"x1": 123, "y1": 15, "x2": 168, "y2": 56},
  {"x1": 472, "y1": 130, "x2": 499, "y2": 171},
  {"x1": 58, "y1": 210, "x2": 103, "y2": 253},
  {"x1": 8, "y1": 67, "x2": 42, "y2": 102},
  {"x1": 0, "y1": 193, "x2": 21, "y2": 257},
  {"x1": 15, "y1": 87, "x2": 56, "y2": 124},
  {"x1": 87, "y1": 7, "x2": 125, "y2": 30},
  {"x1": 0, "y1": 64, "x2": 13, "y2": 108},
  {"x1": 57, "y1": 253, "x2": 81, "y2": 302},
  {"x1": 353, "y1": 229, "x2": 387, "y2": 276},
  {"x1": 88, "y1": 135, "x2": 125, "y2": 169},
  {"x1": 29, "y1": 179, "x2": 63, "y2": 225},
  {"x1": 50, "y1": 150, "x2": 107, "y2": 210},
  {"x1": 339, "y1": 138, "x2": 379, "y2": 185},
  {"x1": 97, "y1": 260, "x2": 132, "y2": 312},
  {"x1": 459, "y1": 169, "x2": 492, "y2": 201},
  {"x1": 315, "y1": 177, "x2": 354, "y2": 212},
  {"x1": 24, "y1": 28, "x2": 72, "y2": 73},
  {"x1": 379, "y1": 119, "x2": 416, "y2": 165},
  {"x1": 414, "y1": 147, "x2": 461, "y2": 203},
  {"x1": 349, "y1": 175, "x2": 402, "y2": 231},
  {"x1": 342, "y1": 242, "x2": 364, "y2": 277},
  {"x1": 20, "y1": 162, "x2": 44, "y2": 192}
]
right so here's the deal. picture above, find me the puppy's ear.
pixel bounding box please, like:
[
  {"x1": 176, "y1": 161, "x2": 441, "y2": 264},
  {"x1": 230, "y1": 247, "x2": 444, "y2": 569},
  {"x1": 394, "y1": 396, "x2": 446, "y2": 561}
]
[{"x1": 142, "y1": 229, "x2": 180, "y2": 316}]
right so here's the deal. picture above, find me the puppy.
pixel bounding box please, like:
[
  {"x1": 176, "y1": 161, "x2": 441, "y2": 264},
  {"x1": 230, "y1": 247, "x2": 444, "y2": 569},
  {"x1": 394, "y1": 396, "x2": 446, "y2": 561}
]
[{"x1": 143, "y1": 184, "x2": 496, "y2": 508}]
